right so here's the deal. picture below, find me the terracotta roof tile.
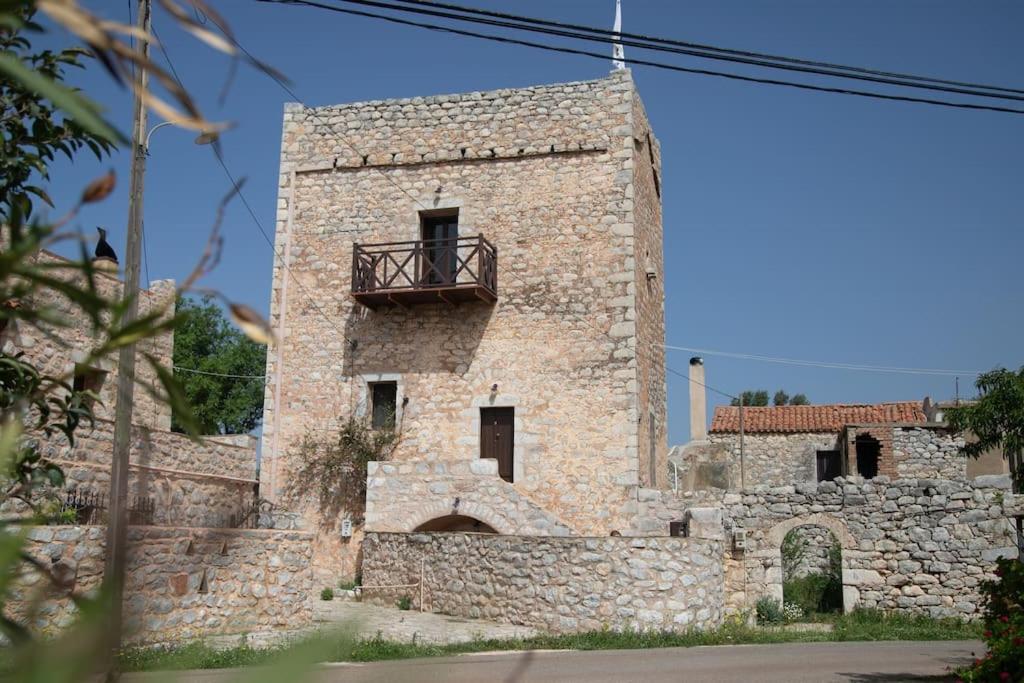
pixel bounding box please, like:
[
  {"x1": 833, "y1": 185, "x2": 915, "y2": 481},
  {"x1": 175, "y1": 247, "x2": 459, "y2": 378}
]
[{"x1": 709, "y1": 401, "x2": 927, "y2": 434}]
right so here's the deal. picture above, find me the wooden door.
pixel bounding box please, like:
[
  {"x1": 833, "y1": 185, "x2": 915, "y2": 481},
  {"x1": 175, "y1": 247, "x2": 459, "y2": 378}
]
[
  {"x1": 421, "y1": 215, "x2": 458, "y2": 285},
  {"x1": 480, "y1": 407, "x2": 514, "y2": 483}
]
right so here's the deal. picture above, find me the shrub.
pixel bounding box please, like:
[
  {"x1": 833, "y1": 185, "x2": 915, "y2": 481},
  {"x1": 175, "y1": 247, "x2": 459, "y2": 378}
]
[
  {"x1": 756, "y1": 597, "x2": 783, "y2": 625},
  {"x1": 784, "y1": 572, "x2": 842, "y2": 615},
  {"x1": 320, "y1": 588, "x2": 334, "y2": 601},
  {"x1": 338, "y1": 579, "x2": 359, "y2": 591},
  {"x1": 783, "y1": 602, "x2": 805, "y2": 622},
  {"x1": 958, "y1": 558, "x2": 1024, "y2": 683},
  {"x1": 396, "y1": 596, "x2": 412, "y2": 611},
  {"x1": 286, "y1": 416, "x2": 400, "y2": 521}
]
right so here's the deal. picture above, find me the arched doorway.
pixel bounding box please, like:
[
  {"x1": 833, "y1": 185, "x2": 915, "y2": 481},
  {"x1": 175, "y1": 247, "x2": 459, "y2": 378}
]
[
  {"x1": 413, "y1": 515, "x2": 497, "y2": 533},
  {"x1": 781, "y1": 524, "x2": 843, "y2": 617},
  {"x1": 764, "y1": 513, "x2": 854, "y2": 615}
]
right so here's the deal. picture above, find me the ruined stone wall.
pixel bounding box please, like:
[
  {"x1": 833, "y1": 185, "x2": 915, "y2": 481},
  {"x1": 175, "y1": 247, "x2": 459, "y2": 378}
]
[
  {"x1": 631, "y1": 90, "x2": 667, "y2": 489},
  {"x1": 262, "y1": 72, "x2": 662, "y2": 577},
  {"x1": 723, "y1": 476, "x2": 1018, "y2": 618},
  {"x1": 362, "y1": 531, "x2": 724, "y2": 633},
  {"x1": 706, "y1": 432, "x2": 840, "y2": 487},
  {"x1": 12, "y1": 526, "x2": 313, "y2": 645},
  {"x1": 892, "y1": 426, "x2": 966, "y2": 480},
  {"x1": 2, "y1": 250, "x2": 175, "y2": 430},
  {"x1": 38, "y1": 418, "x2": 257, "y2": 527}
]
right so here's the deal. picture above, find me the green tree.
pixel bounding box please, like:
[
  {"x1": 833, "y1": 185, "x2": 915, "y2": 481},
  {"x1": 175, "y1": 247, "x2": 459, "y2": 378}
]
[
  {"x1": 945, "y1": 367, "x2": 1024, "y2": 493},
  {"x1": 0, "y1": 9, "x2": 115, "y2": 223},
  {"x1": 733, "y1": 390, "x2": 810, "y2": 407},
  {"x1": 731, "y1": 390, "x2": 769, "y2": 407},
  {"x1": 172, "y1": 295, "x2": 267, "y2": 434}
]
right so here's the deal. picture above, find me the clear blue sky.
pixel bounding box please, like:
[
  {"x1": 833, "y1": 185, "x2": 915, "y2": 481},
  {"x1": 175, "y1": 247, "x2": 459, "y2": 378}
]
[{"x1": 39, "y1": 1, "x2": 1024, "y2": 444}]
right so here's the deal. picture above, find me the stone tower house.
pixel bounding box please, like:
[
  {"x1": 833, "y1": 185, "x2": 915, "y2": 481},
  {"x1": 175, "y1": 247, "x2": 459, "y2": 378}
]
[{"x1": 261, "y1": 70, "x2": 666, "y2": 578}]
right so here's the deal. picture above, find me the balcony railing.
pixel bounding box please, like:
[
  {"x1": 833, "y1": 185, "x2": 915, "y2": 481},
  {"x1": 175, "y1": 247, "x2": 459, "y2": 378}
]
[{"x1": 352, "y1": 235, "x2": 497, "y2": 309}]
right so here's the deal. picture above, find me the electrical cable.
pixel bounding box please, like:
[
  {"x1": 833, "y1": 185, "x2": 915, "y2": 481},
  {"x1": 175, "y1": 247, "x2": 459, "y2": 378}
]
[
  {"x1": 306, "y1": 0, "x2": 1024, "y2": 103},
  {"x1": 387, "y1": 0, "x2": 1024, "y2": 96},
  {"x1": 257, "y1": 0, "x2": 1024, "y2": 115},
  {"x1": 173, "y1": 365, "x2": 268, "y2": 380},
  {"x1": 662, "y1": 344, "x2": 982, "y2": 377}
]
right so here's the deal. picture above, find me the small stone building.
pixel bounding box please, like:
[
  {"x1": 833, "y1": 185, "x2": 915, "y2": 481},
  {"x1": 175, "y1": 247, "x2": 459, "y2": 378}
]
[
  {"x1": 261, "y1": 70, "x2": 669, "y2": 579},
  {"x1": 671, "y1": 400, "x2": 986, "y2": 491}
]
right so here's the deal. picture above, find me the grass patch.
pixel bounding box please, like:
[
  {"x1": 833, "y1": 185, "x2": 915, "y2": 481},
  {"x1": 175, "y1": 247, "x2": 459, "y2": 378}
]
[{"x1": 119, "y1": 609, "x2": 983, "y2": 673}]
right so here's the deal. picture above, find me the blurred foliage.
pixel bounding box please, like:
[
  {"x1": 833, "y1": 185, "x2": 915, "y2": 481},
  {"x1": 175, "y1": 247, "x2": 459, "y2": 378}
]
[{"x1": 0, "y1": 6, "x2": 115, "y2": 223}]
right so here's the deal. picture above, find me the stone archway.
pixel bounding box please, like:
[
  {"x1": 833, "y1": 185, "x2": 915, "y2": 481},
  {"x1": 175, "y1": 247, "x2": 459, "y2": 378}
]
[
  {"x1": 764, "y1": 514, "x2": 856, "y2": 613},
  {"x1": 413, "y1": 515, "x2": 497, "y2": 533},
  {"x1": 403, "y1": 498, "x2": 514, "y2": 535}
]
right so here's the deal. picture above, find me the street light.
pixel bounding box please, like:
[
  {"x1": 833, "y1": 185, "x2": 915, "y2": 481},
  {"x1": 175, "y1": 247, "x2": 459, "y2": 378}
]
[{"x1": 144, "y1": 120, "x2": 219, "y2": 152}]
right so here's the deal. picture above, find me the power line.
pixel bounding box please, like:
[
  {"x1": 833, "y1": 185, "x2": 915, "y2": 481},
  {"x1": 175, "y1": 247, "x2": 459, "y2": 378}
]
[
  {"x1": 663, "y1": 344, "x2": 983, "y2": 377},
  {"x1": 314, "y1": 0, "x2": 1024, "y2": 103},
  {"x1": 387, "y1": 0, "x2": 1024, "y2": 96},
  {"x1": 257, "y1": 0, "x2": 1024, "y2": 116},
  {"x1": 151, "y1": 21, "x2": 358, "y2": 349},
  {"x1": 174, "y1": 366, "x2": 268, "y2": 382}
]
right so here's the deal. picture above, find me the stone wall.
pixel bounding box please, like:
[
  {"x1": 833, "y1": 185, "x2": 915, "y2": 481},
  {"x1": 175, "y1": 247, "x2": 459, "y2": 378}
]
[
  {"x1": 892, "y1": 427, "x2": 966, "y2": 480},
  {"x1": 365, "y1": 458, "x2": 575, "y2": 536},
  {"x1": 706, "y1": 432, "x2": 840, "y2": 488},
  {"x1": 261, "y1": 71, "x2": 667, "y2": 579},
  {"x1": 38, "y1": 418, "x2": 258, "y2": 528},
  {"x1": 362, "y1": 531, "x2": 724, "y2": 633},
  {"x1": 3, "y1": 250, "x2": 176, "y2": 430},
  {"x1": 701, "y1": 425, "x2": 968, "y2": 489},
  {"x1": 11, "y1": 525, "x2": 313, "y2": 645},
  {"x1": 723, "y1": 476, "x2": 1018, "y2": 618},
  {"x1": 631, "y1": 84, "x2": 667, "y2": 489},
  {"x1": 782, "y1": 524, "x2": 838, "y2": 578}
]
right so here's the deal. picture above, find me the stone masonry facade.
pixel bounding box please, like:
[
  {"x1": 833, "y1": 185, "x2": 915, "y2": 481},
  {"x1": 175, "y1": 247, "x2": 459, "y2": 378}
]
[
  {"x1": 12, "y1": 526, "x2": 312, "y2": 645},
  {"x1": 362, "y1": 531, "x2": 723, "y2": 633},
  {"x1": 703, "y1": 425, "x2": 969, "y2": 489},
  {"x1": 2, "y1": 250, "x2": 176, "y2": 430},
  {"x1": 261, "y1": 71, "x2": 667, "y2": 581}
]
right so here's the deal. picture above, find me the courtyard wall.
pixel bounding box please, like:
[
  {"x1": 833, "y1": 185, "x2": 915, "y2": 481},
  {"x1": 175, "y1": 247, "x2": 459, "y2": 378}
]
[
  {"x1": 12, "y1": 526, "x2": 313, "y2": 645},
  {"x1": 362, "y1": 531, "x2": 724, "y2": 633}
]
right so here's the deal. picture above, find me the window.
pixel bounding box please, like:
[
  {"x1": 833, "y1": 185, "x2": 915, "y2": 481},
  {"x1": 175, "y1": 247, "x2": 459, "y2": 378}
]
[
  {"x1": 816, "y1": 450, "x2": 842, "y2": 482},
  {"x1": 855, "y1": 435, "x2": 880, "y2": 479},
  {"x1": 72, "y1": 365, "x2": 105, "y2": 408},
  {"x1": 370, "y1": 382, "x2": 397, "y2": 430}
]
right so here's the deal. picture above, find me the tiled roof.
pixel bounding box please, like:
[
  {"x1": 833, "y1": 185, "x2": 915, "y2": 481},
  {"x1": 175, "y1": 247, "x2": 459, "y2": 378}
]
[{"x1": 709, "y1": 402, "x2": 927, "y2": 434}]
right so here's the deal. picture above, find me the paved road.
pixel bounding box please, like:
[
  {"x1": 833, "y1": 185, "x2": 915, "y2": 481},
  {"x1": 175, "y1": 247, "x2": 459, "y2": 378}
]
[{"x1": 126, "y1": 640, "x2": 981, "y2": 682}]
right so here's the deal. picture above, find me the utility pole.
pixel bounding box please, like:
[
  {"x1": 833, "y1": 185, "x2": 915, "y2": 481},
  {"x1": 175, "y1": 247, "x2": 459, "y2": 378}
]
[
  {"x1": 105, "y1": 0, "x2": 150, "y2": 669},
  {"x1": 738, "y1": 395, "x2": 746, "y2": 490}
]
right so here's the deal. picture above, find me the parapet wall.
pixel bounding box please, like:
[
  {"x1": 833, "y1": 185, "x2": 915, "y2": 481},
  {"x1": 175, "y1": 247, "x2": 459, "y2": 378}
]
[
  {"x1": 38, "y1": 418, "x2": 257, "y2": 527},
  {"x1": 362, "y1": 531, "x2": 724, "y2": 633},
  {"x1": 13, "y1": 525, "x2": 313, "y2": 645}
]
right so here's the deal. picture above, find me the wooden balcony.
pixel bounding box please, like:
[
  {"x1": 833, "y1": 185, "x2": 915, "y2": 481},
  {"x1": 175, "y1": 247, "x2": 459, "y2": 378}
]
[{"x1": 352, "y1": 235, "x2": 497, "y2": 310}]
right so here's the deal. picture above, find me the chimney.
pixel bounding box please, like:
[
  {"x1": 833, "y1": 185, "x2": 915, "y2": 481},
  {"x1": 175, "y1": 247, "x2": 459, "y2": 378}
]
[{"x1": 689, "y1": 356, "x2": 707, "y2": 441}]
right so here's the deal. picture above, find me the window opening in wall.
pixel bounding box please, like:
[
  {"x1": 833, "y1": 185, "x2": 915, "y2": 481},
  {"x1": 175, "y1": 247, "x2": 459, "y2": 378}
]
[
  {"x1": 816, "y1": 450, "x2": 842, "y2": 482},
  {"x1": 420, "y1": 210, "x2": 459, "y2": 286},
  {"x1": 72, "y1": 365, "x2": 106, "y2": 408},
  {"x1": 669, "y1": 519, "x2": 689, "y2": 537},
  {"x1": 855, "y1": 435, "x2": 880, "y2": 479},
  {"x1": 370, "y1": 381, "x2": 397, "y2": 430}
]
